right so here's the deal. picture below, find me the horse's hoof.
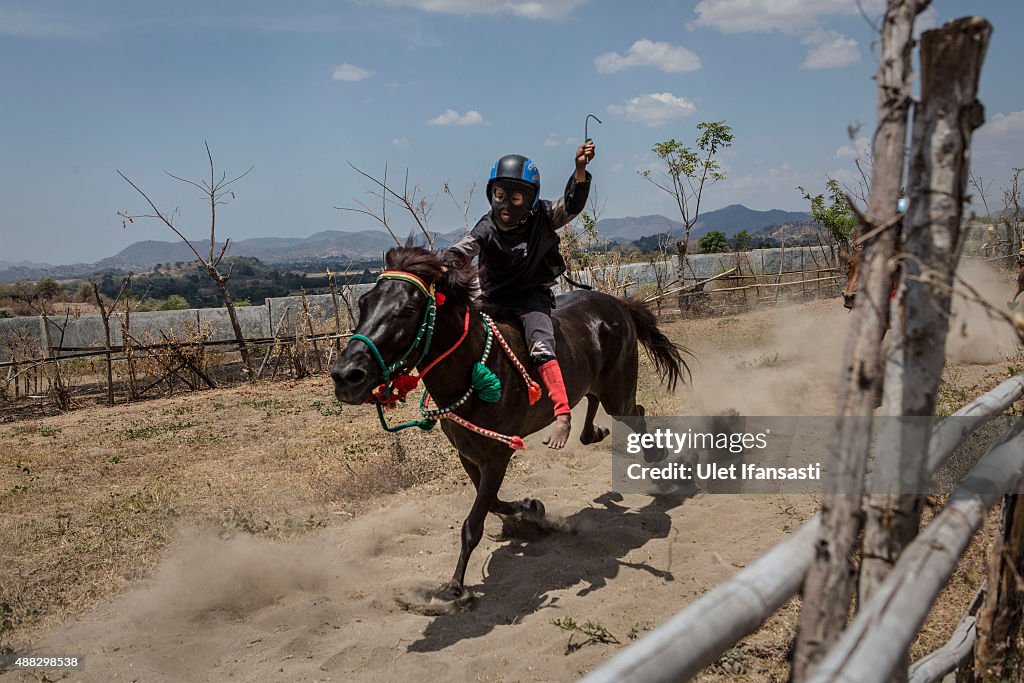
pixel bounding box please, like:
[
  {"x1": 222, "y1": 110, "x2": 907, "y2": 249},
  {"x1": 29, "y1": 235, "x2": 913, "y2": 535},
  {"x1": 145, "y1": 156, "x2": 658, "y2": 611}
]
[
  {"x1": 580, "y1": 425, "x2": 610, "y2": 445},
  {"x1": 434, "y1": 583, "x2": 474, "y2": 607},
  {"x1": 520, "y1": 497, "x2": 545, "y2": 519},
  {"x1": 643, "y1": 446, "x2": 666, "y2": 464},
  {"x1": 397, "y1": 583, "x2": 474, "y2": 615}
]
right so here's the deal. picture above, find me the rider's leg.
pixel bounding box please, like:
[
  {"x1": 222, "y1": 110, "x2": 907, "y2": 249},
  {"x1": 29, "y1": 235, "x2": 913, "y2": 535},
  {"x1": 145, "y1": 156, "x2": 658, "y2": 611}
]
[{"x1": 520, "y1": 310, "x2": 572, "y2": 449}]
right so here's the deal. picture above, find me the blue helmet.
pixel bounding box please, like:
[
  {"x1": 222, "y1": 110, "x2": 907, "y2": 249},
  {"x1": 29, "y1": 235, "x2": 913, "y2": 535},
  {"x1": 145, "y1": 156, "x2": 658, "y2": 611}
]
[{"x1": 487, "y1": 154, "x2": 540, "y2": 209}]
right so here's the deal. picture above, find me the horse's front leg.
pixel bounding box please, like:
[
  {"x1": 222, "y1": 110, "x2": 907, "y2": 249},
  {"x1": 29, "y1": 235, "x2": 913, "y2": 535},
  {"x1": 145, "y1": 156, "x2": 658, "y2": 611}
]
[
  {"x1": 458, "y1": 454, "x2": 544, "y2": 519},
  {"x1": 437, "y1": 457, "x2": 510, "y2": 601}
]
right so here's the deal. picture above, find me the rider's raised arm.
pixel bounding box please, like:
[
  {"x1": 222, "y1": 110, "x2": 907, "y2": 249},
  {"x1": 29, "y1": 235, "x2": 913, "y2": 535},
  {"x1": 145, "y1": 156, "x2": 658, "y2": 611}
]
[
  {"x1": 548, "y1": 141, "x2": 594, "y2": 229},
  {"x1": 547, "y1": 171, "x2": 592, "y2": 229}
]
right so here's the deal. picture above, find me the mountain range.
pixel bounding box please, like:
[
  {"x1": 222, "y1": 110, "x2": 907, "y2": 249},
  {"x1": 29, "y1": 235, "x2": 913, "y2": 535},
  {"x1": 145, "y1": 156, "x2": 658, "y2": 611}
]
[
  {"x1": 0, "y1": 204, "x2": 811, "y2": 283},
  {"x1": 596, "y1": 204, "x2": 811, "y2": 242}
]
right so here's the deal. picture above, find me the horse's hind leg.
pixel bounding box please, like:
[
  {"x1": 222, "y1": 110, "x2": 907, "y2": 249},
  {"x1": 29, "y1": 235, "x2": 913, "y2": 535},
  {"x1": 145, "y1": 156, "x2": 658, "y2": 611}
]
[
  {"x1": 579, "y1": 394, "x2": 610, "y2": 445},
  {"x1": 600, "y1": 374, "x2": 664, "y2": 462}
]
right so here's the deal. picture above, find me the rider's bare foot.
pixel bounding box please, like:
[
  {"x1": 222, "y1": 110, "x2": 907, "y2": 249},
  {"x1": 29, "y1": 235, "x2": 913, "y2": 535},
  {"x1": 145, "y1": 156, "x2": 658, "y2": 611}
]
[{"x1": 543, "y1": 414, "x2": 572, "y2": 449}]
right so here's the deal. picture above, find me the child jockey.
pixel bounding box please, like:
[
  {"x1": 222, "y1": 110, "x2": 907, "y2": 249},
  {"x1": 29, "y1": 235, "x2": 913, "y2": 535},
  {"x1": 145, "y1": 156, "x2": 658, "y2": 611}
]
[{"x1": 446, "y1": 142, "x2": 595, "y2": 448}]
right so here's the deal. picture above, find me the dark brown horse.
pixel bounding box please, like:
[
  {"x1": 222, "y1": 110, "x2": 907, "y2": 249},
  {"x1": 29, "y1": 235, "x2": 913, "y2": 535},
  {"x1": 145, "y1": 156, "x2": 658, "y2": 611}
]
[
  {"x1": 1008, "y1": 249, "x2": 1024, "y2": 310},
  {"x1": 330, "y1": 246, "x2": 688, "y2": 602}
]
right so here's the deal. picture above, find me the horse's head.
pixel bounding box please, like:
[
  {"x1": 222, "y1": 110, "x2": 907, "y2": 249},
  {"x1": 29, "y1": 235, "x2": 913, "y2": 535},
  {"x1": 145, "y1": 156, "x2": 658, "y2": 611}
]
[
  {"x1": 330, "y1": 245, "x2": 476, "y2": 404},
  {"x1": 842, "y1": 243, "x2": 861, "y2": 310}
]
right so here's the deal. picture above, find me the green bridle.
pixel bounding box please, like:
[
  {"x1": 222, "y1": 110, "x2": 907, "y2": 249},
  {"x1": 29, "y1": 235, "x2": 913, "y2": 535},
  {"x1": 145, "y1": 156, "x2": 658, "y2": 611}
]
[
  {"x1": 344, "y1": 268, "x2": 536, "y2": 447},
  {"x1": 347, "y1": 270, "x2": 437, "y2": 405}
]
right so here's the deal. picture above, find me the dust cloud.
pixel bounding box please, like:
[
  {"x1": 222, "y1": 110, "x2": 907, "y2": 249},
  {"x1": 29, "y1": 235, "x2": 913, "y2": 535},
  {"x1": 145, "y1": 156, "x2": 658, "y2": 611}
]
[
  {"x1": 688, "y1": 302, "x2": 852, "y2": 416},
  {"x1": 946, "y1": 260, "x2": 1021, "y2": 363}
]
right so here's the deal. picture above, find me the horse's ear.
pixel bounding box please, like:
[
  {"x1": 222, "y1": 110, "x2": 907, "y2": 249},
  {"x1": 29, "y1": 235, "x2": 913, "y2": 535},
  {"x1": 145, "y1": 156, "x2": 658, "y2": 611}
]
[{"x1": 438, "y1": 249, "x2": 475, "y2": 303}]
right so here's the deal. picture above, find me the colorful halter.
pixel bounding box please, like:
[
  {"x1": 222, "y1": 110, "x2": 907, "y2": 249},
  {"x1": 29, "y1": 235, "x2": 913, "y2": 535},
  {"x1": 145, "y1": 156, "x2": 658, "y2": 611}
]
[
  {"x1": 347, "y1": 270, "x2": 437, "y2": 405},
  {"x1": 347, "y1": 270, "x2": 542, "y2": 449}
]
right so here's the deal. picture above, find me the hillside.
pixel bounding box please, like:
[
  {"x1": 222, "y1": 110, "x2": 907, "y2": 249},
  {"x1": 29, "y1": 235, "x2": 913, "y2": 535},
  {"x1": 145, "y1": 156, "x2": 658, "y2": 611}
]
[
  {"x1": 593, "y1": 204, "x2": 809, "y2": 242},
  {"x1": 1, "y1": 204, "x2": 812, "y2": 283},
  {"x1": 92, "y1": 229, "x2": 460, "y2": 271}
]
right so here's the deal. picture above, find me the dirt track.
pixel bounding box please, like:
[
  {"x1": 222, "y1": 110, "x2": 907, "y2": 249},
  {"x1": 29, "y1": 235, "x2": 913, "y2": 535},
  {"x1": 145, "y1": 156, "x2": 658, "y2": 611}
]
[{"x1": 2, "y1": 278, "x2": 1022, "y2": 681}]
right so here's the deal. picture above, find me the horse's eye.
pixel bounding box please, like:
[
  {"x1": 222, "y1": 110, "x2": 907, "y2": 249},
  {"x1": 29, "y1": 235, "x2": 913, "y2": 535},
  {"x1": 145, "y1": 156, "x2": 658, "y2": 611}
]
[{"x1": 400, "y1": 305, "x2": 419, "y2": 318}]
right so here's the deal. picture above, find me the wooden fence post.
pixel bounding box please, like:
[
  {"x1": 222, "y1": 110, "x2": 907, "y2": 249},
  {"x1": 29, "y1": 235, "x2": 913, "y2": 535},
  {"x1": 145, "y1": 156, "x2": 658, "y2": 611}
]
[
  {"x1": 791, "y1": 2, "x2": 927, "y2": 679},
  {"x1": 860, "y1": 16, "x2": 992, "y2": 651}
]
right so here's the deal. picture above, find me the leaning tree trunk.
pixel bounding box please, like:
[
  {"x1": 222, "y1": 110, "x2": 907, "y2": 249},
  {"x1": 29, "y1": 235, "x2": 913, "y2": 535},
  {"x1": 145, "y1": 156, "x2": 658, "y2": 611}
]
[
  {"x1": 790, "y1": 3, "x2": 928, "y2": 680},
  {"x1": 859, "y1": 18, "x2": 991, "y2": 682}
]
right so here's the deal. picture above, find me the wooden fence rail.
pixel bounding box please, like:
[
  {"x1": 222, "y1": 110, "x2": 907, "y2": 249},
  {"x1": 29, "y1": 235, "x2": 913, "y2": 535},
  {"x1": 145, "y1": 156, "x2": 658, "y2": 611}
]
[
  {"x1": 808, "y1": 422, "x2": 1024, "y2": 683},
  {"x1": 582, "y1": 375, "x2": 1024, "y2": 683}
]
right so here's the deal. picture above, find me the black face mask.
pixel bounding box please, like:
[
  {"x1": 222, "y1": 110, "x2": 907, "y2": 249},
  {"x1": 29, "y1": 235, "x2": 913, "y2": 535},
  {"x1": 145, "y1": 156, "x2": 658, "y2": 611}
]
[{"x1": 490, "y1": 181, "x2": 536, "y2": 231}]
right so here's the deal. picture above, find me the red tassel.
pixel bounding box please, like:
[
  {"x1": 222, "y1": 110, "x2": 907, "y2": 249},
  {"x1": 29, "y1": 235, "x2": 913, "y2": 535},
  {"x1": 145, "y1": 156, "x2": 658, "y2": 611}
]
[
  {"x1": 527, "y1": 381, "x2": 542, "y2": 405},
  {"x1": 434, "y1": 292, "x2": 446, "y2": 306},
  {"x1": 510, "y1": 436, "x2": 526, "y2": 450},
  {"x1": 393, "y1": 373, "x2": 419, "y2": 397}
]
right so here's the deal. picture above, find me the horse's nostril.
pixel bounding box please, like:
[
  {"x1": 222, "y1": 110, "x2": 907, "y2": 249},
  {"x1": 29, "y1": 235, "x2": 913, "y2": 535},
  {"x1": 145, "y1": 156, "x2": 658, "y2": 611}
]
[{"x1": 343, "y1": 368, "x2": 366, "y2": 385}]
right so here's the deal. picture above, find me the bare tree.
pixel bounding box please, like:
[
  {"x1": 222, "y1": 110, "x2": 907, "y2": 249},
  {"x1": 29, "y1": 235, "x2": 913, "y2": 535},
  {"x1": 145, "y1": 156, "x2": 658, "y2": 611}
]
[
  {"x1": 444, "y1": 181, "x2": 477, "y2": 233},
  {"x1": 1002, "y1": 168, "x2": 1023, "y2": 256},
  {"x1": 91, "y1": 274, "x2": 132, "y2": 406},
  {"x1": 117, "y1": 142, "x2": 255, "y2": 380},
  {"x1": 336, "y1": 162, "x2": 437, "y2": 248}
]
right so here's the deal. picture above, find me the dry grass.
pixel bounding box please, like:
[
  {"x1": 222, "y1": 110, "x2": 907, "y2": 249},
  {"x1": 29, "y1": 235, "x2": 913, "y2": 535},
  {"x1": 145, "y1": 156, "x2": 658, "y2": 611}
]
[{"x1": 0, "y1": 379, "x2": 460, "y2": 643}]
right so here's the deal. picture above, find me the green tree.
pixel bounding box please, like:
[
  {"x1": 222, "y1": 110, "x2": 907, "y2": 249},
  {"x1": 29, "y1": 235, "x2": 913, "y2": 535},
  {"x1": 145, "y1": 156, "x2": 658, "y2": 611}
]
[
  {"x1": 798, "y1": 178, "x2": 858, "y2": 247},
  {"x1": 732, "y1": 229, "x2": 753, "y2": 251},
  {"x1": 640, "y1": 121, "x2": 735, "y2": 264},
  {"x1": 699, "y1": 231, "x2": 730, "y2": 253},
  {"x1": 159, "y1": 294, "x2": 189, "y2": 310},
  {"x1": 35, "y1": 278, "x2": 63, "y2": 301}
]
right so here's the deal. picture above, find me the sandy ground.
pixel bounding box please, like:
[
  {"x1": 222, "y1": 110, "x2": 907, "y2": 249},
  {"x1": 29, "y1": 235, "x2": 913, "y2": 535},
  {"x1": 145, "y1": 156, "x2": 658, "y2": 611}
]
[
  {"x1": 14, "y1": 457, "x2": 817, "y2": 683},
  {"x1": 2, "y1": 269, "x2": 1022, "y2": 682}
]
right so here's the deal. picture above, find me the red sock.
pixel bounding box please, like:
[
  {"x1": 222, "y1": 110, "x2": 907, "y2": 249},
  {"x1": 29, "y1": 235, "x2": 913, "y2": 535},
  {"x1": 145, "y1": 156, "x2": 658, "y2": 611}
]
[{"x1": 538, "y1": 360, "x2": 571, "y2": 416}]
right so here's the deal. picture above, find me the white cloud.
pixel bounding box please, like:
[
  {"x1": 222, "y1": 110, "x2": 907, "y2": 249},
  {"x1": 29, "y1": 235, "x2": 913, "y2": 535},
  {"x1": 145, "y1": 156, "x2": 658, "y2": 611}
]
[
  {"x1": 426, "y1": 109, "x2": 487, "y2": 126},
  {"x1": 801, "y1": 29, "x2": 860, "y2": 69},
  {"x1": 692, "y1": 0, "x2": 883, "y2": 34},
  {"x1": 834, "y1": 136, "x2": 871, "y2": 161},
  {"x1": 980, "y1": 110, "x2": 1024, "y2": 138},
  {"x1": 543, "y1": 134, "x2": 580, "y2": 147},
  {"x1": 607, "y1": 93, "x2": 696, "y2": 127},
  {"x1": 332, "y1": 63, "x2": 373, "y2": 81},
  {"x1": 392, "y1": 137, "x2": 411, "y2": 149},
  {"x1": 972, "y1": 111, "x2": 1024, "y2": 171},
  {"x1": 367, "y1": 0, "x2": 585, "y2": 20},
  {"x1": 595, "y1": 39, "x2": 701, "y2": 74}
]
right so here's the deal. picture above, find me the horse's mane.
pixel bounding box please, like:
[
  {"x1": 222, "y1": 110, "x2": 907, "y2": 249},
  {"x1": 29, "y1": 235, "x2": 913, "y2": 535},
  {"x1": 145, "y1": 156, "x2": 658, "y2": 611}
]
[{"x1": 385, "y1": 243, "x2": 478, "y2": 310}]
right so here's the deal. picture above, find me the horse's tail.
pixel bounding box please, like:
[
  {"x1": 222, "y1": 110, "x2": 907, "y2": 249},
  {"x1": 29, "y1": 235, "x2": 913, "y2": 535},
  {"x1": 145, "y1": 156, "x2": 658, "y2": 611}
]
[{"x1": 620, "y1": 298, "x2": 691, "y2": 392}]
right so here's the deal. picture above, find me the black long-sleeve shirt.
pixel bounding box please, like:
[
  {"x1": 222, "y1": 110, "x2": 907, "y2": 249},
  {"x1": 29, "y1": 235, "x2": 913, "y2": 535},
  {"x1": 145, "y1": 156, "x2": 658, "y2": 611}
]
[{"x1": 447, "y1": 171, "x2": 591, "y2": 301}]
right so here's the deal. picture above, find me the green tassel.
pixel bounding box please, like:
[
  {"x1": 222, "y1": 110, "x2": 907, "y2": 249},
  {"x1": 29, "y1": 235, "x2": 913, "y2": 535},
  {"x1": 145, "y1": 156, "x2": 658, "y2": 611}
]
[{"x1": 471, "y1": 362, "x2": 502, "y2": 402}]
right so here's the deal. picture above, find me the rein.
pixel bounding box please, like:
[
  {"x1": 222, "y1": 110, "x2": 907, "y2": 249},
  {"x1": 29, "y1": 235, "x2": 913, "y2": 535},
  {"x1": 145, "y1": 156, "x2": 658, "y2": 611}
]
[{"x1": 349, "y1": 270, "x2": 541, "y2": 449}]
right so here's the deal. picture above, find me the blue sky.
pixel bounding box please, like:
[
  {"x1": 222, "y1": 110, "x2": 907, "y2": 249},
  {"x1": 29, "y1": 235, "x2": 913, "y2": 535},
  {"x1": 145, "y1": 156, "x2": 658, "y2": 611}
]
[{"x1": 2, "y1": 0, "x2": 1022, "y2": 264}]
